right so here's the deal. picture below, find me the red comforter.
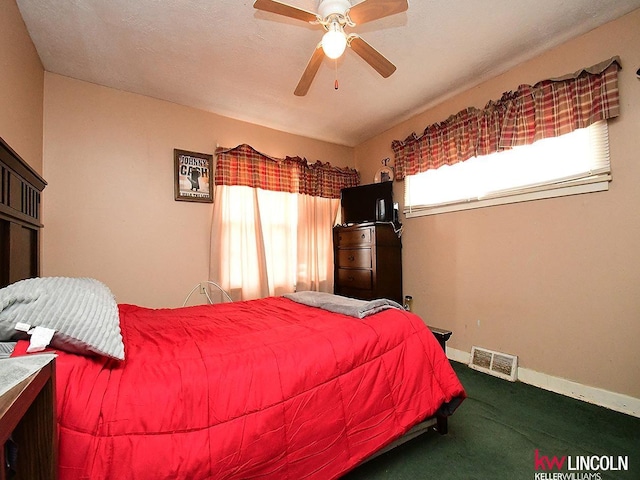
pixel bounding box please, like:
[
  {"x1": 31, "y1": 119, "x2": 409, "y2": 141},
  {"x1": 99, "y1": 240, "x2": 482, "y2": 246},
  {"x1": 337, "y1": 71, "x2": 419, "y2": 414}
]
[{"x1": 14, "y1": 297, "x2": 465, "y2": 479}]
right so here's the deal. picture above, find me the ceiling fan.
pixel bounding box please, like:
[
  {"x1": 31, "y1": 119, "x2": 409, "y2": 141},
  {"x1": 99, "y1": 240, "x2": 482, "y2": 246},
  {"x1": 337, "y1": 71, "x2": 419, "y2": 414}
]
[{"x1": 253, "y1": 0, "x2": 408, "y2": 96}]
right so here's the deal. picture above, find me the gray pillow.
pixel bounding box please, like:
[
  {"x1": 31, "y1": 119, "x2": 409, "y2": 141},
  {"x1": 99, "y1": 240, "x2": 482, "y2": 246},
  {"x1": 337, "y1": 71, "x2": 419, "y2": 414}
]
[{"x1": 0, "y1": 277, "x2": 125, "y2": 360}]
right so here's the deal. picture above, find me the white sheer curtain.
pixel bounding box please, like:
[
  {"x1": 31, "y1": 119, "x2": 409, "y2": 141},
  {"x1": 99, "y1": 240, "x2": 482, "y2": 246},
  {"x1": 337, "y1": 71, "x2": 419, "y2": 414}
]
[
  {"x1": 210, "y1": 185, "x2": 340, "y2": 301},
  {"x1": 296, "y1": 194, "x2": 340, "y2": 293}
]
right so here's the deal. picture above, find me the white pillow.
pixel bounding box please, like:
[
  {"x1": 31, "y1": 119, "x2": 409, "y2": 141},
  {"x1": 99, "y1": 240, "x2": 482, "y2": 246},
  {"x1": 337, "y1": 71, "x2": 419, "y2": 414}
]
[{"x1": 0, "y1": 277, "x2": 125, "y2": 360}]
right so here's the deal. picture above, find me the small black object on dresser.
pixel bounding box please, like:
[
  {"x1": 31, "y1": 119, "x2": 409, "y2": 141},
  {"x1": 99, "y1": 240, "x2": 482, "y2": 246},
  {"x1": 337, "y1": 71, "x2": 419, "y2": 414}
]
[{"x1": 333, "y1": 222, "x2": 402, "y2": 305}]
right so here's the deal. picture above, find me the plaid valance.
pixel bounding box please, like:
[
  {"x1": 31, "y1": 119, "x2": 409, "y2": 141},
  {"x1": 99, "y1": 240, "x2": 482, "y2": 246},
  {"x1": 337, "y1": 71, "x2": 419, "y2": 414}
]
[
  {"x1": 392, "y1": 57, "x2": 621, "y2": 180},
  {"x1": 215, "y1": 144, "x2": 360, "y2": 199}
]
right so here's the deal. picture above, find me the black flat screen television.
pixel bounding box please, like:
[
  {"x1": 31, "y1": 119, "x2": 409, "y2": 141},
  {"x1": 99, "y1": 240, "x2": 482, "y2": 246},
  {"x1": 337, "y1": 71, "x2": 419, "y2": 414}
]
[{"x1": 340, "y1": 182, "x2": 394, "y2": 224}]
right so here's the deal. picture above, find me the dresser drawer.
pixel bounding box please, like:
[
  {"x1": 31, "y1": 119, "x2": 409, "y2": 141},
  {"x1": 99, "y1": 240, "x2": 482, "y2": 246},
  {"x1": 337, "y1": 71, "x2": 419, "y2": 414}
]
[
  {"x1": 336, "y1": 227, "x2": 372, "y2": 246},
  {"x1": 336, "y1": 248, "x2": 372, "y2": 268},
  {"x1": 337, "y1": 268, "x2": 372, "y2": 290},
  {"x1": 333, "y1": 223, "x2": 402, "y2": 304}
]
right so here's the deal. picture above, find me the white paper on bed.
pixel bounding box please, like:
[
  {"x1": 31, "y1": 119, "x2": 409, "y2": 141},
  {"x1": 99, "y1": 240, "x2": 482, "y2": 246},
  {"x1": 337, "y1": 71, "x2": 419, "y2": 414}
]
[
  {"x1": 283, "y1": 291, "x2": 404, "y2": 318},
  {"x1": 26, "y1": 326, "x2": 56, "y2": 353}
]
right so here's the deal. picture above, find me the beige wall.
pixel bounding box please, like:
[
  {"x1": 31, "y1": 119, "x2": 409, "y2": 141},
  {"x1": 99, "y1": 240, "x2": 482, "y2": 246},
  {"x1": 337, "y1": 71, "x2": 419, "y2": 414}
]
[
  {"x1": 42, "y1": 74, "x2": 354, "y2": 308},
  {"x1": 355, "y1": 9, "x2": 640, "y2": 399},
  {"x1": 0, "y1": 0, "x2": 44, "y2": 172}
]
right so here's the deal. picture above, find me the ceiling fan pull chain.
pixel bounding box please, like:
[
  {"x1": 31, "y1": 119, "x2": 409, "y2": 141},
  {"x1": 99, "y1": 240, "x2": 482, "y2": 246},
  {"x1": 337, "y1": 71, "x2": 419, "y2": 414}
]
[{"x1": 334, "y1": 59, "x2": 339, "y2": 90}]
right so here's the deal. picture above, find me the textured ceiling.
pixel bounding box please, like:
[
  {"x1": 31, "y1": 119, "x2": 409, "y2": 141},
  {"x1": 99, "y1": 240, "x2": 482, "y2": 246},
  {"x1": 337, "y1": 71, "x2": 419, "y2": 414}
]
[{"x1": 16, "y1": 0, "x2": 640, "y2": 147}]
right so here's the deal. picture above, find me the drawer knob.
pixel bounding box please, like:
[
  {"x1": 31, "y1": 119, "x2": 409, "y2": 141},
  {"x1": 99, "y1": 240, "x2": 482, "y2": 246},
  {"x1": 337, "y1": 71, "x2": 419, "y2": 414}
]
[
  {"x1": 361, "y1": 233, "x2": 366, "y2": 238},
  {"x1": 348, "y1": 255, "x2": 355, "y2": 261},
  {"x1": 348, "y1": 276, "x2": 355, "y2": 282}
]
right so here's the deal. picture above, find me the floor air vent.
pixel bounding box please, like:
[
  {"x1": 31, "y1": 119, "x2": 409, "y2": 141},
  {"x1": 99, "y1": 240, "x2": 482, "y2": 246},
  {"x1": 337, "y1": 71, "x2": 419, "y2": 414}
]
[{"x1": 469, "y1": 346, "x2": 518, "y2": 381}]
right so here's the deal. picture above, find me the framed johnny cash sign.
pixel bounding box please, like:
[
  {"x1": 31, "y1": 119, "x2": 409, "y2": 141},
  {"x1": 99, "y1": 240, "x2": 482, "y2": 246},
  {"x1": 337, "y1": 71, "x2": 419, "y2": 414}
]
[{"x1": 174, "y1": 149, "x2": 213, "y2": 203}]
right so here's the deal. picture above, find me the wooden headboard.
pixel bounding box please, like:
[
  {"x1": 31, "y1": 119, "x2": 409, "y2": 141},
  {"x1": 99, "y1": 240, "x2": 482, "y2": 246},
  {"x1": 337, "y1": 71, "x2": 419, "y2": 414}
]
[{"x1": 0, "y1": 137, "x2": 47, "y2": 288}]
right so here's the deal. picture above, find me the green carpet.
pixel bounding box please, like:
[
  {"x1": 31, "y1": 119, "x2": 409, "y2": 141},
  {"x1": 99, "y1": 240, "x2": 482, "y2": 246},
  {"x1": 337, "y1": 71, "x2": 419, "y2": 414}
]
[{"x1": 344, "y1": 361, "x2": 640, "y2": 479}]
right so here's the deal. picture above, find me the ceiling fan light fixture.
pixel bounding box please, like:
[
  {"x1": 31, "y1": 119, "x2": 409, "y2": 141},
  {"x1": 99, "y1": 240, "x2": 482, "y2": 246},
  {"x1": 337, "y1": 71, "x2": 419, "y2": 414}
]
[
  {"x1": 322, "y1": 22, "x2": 347, "y2": 59},
  {"x1": 254, "y1": 0, "x2": 407, "y2": 95}
]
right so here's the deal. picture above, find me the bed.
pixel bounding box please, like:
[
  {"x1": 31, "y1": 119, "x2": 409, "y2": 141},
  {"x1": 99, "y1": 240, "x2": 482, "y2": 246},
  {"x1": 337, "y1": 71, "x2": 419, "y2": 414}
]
[{"x1": 0, "y1": 138, "x2": 465, "y2": 479}]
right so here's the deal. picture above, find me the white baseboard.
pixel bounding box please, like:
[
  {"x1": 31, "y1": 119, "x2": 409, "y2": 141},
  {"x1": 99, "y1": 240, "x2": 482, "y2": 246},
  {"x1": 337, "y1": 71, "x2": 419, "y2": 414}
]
[
  {"x1": 447, "y1": 347, "x2": 640, "y2": 418},
  {"x1": 447, "y1": 347, "x2": 472, "y2": 365}
]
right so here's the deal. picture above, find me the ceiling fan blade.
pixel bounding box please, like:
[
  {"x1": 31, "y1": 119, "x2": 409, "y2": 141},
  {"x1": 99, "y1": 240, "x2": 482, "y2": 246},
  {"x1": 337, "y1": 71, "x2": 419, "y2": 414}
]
[
  {"x1": 294, "y1": 44, "x2": 325, "y2": 96},
  {"x1": 347, "y1": 0, "x2": 408, "y2": 25},
  {"x1": 253, "y1": 0, "x2": 319, "y2": 23},
  {"x1": 348, "y1": 35, "x2": 396, "y2": 78}
]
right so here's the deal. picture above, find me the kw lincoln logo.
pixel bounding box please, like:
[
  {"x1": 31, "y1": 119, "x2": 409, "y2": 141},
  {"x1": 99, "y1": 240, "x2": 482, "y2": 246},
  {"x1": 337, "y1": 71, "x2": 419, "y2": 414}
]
[{"x1": 533, "y1": 450, "x2": 629, "y2": 480}]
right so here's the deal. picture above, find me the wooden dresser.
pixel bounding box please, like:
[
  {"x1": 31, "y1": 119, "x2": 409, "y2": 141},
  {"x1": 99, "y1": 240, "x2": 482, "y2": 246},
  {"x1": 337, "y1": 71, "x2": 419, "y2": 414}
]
[{"x1": 333, "y1": 222, "x2": 402, "y2": 304}]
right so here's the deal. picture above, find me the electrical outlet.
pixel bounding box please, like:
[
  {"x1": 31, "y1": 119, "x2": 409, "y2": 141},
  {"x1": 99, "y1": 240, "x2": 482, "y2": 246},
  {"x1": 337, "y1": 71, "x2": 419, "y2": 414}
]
[{"x1": 199, "y1": 283, "x2": 206, "y2": 295}]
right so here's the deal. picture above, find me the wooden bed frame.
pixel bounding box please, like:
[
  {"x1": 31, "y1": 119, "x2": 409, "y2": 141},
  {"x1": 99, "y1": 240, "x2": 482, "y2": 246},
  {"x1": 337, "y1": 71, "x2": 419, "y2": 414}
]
[
  {"x1": 0, "y1": 136, "x2": 452, "y2": 473},
  {"x1": 0, "y1": 137, "x2": 46, "y2": 288}
]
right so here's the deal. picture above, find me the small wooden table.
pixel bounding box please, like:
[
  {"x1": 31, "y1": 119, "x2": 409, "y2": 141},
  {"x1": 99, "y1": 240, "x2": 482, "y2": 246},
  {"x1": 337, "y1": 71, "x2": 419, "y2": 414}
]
[
  {"x1": 429, "y1": 326, "x2": 452, "y2": 352},
  {"x1": 0, "y1": 356, "x2": 57, "y2": 480}
]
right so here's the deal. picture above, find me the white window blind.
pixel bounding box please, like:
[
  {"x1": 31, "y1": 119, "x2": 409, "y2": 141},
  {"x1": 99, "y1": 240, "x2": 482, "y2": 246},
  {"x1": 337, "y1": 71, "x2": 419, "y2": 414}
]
[{"x1": 404, "y1": 121, "x2": 611, "y2": 216}]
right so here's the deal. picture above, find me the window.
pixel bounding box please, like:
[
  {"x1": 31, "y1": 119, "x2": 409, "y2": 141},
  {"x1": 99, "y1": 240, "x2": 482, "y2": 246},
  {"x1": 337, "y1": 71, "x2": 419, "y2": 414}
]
[
  {"x1": 210, "y1": 144, "x2": 358, "y2": 301},
  {"x1": 215, "y1": 185, "x2": 340, "y2": 300},
  {"x1": 405, "y1": 121, "x2": 611, "y2": 216},
  {"x1": 393, "y1": 59, "x2": 621, "y2": 216},
  {"x1": 223, "y1": 186, "x2": 298, "y2": 297}
]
